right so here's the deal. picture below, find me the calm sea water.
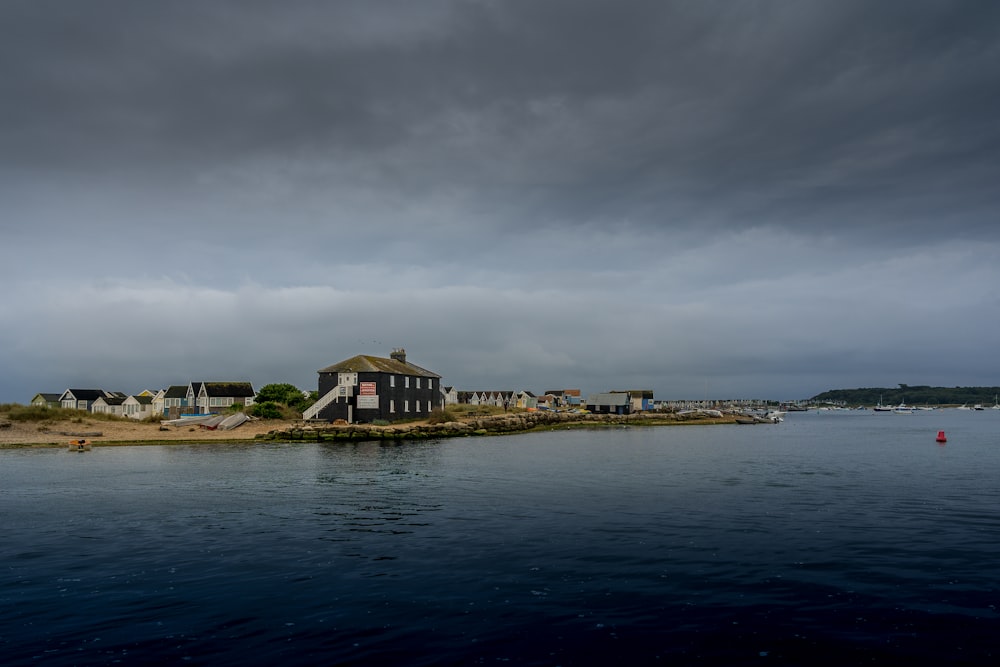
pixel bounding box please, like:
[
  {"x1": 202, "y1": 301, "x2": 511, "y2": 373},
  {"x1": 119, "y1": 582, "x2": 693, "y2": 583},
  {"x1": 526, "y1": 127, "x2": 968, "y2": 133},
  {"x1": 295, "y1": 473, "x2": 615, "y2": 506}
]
[{"x1": 3, "y1": 410, "x2": 1000, "y2": 665}]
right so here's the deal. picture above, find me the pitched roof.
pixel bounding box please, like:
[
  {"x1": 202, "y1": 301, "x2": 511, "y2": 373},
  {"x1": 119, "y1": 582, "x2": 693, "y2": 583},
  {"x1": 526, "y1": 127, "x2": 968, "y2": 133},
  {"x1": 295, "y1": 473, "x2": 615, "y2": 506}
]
[
  {"x1": 201, "y1": 382, "x2": 255, "y2": 397},
  {"x1": 318, "y1": 354, "x2": 440, "y2": 378},
  {"x1": 61, "y1": 389, "x2": 108, "y2": 401},
  {"x1": 164, "y1": 385, "x2": 188, "y2": 399},
  {"x1": 94, "y1": 395, "x2": 126, "y2": 406}
]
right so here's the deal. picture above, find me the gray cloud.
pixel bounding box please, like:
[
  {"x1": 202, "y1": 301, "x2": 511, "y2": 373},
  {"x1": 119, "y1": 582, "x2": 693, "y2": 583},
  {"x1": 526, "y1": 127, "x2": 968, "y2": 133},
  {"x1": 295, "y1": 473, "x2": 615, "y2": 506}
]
[{"x1": 3, "y1": 1, "x2": 999, "y2": 403}]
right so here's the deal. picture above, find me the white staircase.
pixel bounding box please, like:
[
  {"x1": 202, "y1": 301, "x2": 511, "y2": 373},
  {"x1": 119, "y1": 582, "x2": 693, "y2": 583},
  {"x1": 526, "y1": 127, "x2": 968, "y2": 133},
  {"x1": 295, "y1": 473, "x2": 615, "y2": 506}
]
[{"x1": 302, "y1": 383, "x2": 352, "y2": 420}]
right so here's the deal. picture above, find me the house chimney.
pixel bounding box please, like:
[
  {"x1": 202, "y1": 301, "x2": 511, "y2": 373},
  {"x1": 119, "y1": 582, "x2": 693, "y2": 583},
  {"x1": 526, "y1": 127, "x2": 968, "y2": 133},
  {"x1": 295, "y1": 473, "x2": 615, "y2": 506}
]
[{"x1": 390, "y1": 348, "x2": 406, "y2": 363}]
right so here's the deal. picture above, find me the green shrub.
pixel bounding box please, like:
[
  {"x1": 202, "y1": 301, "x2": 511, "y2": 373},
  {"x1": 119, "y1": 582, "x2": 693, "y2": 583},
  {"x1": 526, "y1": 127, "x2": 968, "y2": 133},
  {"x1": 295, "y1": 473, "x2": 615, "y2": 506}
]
[{"x1": 249, "y1": 402, "x2": 282, "y2": 419}]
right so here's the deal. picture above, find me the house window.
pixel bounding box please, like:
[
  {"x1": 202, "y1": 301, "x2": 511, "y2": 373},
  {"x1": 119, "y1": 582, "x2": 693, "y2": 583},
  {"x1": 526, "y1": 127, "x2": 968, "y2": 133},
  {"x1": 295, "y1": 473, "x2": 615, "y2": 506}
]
[
  {"x1": 427, "y1": 400, "x2": 432, "y2": 413},
  {"x1": 390, "y1": 400, "x2": 395, "y2": 413},
  {"x1": 416, "y1": 377, "x2": 421, "y2": 389},
  {"x1": 390, "y1": 375, "x2": 395, "y2": 388},
  {"x1": 405, "y1": 377, "x2": 410, "y2": 389},
  {"x1": 404, "y1": 400, "x2": 409, "y2": 412}
]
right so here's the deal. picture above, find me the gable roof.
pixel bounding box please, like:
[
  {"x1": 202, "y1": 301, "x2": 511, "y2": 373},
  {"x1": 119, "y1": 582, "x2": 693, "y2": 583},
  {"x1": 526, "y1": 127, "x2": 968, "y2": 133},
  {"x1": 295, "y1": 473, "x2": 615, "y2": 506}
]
[
  {"x1": 93, "y1": 395, "x2": 126, "y2": 406},
  {"x1": 61, "y1": 389, "x2": 109, "y2": 402},
  {"x1": 318, "y1": 354, "x2": 440, "y2": 378},
  {"x1": 32, "y1": 392, "x2": 62, "y2": 402},
  {"x1": 200, "y1": 382, "x2": 255, "y2": 397},
  {"x1": 164, "y1": 385, "x2": 188, "y2": 399}
]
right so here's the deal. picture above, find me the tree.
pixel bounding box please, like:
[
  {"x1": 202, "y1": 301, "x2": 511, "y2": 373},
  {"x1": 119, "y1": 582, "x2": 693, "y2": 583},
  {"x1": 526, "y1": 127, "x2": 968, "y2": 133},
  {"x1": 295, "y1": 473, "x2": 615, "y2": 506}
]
[{"x1": 255, "y1": 383, "x2": 309, "y2": 408}]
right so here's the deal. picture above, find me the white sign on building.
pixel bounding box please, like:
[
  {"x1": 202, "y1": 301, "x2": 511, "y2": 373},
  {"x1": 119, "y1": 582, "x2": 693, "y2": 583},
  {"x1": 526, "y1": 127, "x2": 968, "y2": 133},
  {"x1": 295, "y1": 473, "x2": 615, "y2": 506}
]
[{"x1": 356, "y1": 395, "x2": 379, "y2": 409}]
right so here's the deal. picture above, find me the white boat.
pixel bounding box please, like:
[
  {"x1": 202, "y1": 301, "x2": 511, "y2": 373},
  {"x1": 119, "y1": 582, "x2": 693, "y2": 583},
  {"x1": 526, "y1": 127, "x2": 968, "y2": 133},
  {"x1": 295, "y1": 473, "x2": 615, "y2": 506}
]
[
  {"x1": 973, "y1": 404, "x2": 986, "y2": 411},
  {"x1": 873, "y1": 396, "x2": 893, "y2": 412},
  {"x1": 218, "y1": 412, "x2": 250, "y2": 431},
  {"x1": 160, "y1": 414, "x2": 226, "y2": 429},
  {"x1": 956, "y1": 403, "x2": 972, "y2": 410},
  {"x1": 677, "y1": 409, "x2": 724, "y2": 418},
  {"x1": 992, "y1": 396, "x2": 1000, "y2": 410},
  {"x1": 758, "y1": 410, "x2": 785, "y2": 423},
  {"x1": 892, "y1": 403, "x2": 913, "y2": 414}
]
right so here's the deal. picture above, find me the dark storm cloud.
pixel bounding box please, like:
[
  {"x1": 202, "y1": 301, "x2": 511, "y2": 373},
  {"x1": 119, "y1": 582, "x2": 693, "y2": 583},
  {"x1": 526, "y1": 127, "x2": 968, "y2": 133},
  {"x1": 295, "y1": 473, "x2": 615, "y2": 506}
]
[
  {"x1": 2, "y1": 1, "x2": 1000, "y2": 403},
  {"x1": 4, "y1": 1, "x2": 999, "y2": 238}
]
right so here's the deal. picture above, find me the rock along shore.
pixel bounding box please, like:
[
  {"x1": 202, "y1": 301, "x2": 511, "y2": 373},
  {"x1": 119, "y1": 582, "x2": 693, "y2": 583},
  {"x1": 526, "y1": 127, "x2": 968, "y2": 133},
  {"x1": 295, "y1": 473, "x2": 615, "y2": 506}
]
[{"x1": 256, "y1": 410, "x2": 734, "y2": 443}]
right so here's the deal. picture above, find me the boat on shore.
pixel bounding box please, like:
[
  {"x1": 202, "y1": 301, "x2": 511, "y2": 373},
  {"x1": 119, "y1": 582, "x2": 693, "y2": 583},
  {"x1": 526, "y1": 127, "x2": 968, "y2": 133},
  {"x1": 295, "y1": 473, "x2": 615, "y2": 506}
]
[
  {"x1": 159, "y1": 413, "x2": 251, "y2": 431},
  {"x1": 218, "y1": 412, "x2": 250, "y2": 431},
  {"x1": 161, "y1": 414, "x2": 226, "y2": 429},
  {"x1": 68, "y1": 439, "x2": 92, "y2": 452}
]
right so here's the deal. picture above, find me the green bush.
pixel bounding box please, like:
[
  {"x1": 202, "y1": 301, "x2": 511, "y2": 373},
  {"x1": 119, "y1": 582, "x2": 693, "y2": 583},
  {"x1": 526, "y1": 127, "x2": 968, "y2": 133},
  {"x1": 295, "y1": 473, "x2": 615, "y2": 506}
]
[
  {"x1": 248, "y1": 402, "x2": 282, "y2": 419},
  {"x1": 256, "y1": 383, "x2": 311, "y2": 409}
]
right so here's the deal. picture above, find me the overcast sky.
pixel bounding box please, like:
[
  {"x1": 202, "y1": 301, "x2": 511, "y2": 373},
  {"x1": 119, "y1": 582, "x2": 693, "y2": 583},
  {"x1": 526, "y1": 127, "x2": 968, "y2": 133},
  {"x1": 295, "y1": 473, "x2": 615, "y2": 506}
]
[{"x1": 3, "y1": 1, "x2": 999, "y2": 404}]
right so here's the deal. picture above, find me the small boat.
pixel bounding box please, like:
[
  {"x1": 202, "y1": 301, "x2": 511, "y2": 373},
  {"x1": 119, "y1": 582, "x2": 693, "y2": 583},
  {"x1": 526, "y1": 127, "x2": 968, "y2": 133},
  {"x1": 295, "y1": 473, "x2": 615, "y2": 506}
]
[
  {"x1": 973, "y1": 404, "x2": 986, "y2": 411},
  {"x1": 874, "y1": 395, "x2": 893, "y2": 412},
  {"x1": 734, "y1": 417, "x2": 757, "y2": 425},
  {"x1": 217, "y1": 412, "x2": 249, "y2": 431},
  {"x1": 956, "y1": 403, "x2": 972, "y2": 410},
  {"x1": 892, "y1": 403, "x2": 913, "y2": 414},
  {"x1": 68, "y1": 439, "x2": 92, "y2": 452},
  {"x1": 161, "y1": 414, "x2": 226, "y2": 429}
]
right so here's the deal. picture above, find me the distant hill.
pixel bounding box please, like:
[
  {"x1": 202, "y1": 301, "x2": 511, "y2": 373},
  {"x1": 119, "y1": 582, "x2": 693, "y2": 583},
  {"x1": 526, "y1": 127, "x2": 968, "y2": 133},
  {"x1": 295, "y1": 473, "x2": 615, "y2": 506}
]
[{"x1": 810, "y1": 385, "x2": 1000, "y2": 407}]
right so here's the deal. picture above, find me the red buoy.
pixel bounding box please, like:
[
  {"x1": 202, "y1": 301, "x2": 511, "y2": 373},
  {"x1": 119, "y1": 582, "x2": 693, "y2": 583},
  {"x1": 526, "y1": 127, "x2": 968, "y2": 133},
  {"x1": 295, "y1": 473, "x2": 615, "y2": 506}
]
[{"x1": 936, "y1": 430, "x2": 947, "y2": 443}]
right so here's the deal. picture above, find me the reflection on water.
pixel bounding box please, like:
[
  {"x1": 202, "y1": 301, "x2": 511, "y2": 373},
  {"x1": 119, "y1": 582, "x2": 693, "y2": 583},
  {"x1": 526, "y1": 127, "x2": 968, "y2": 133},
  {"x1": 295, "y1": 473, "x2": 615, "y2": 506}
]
[{"x1": 3, "y1": 411, "x2": 1000, "y2": 664}]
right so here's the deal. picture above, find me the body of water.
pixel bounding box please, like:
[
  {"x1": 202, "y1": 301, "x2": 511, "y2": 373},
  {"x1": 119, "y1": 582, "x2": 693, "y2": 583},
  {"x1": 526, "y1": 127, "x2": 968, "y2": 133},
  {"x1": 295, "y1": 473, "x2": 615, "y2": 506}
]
[{"x1": 3, "y1": 410, "x2": 999, "y2": 665}]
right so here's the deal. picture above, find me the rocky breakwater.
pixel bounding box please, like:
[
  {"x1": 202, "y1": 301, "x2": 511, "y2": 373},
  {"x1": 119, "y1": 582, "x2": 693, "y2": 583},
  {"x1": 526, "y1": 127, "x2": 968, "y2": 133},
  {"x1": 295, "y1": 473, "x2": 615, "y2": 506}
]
[
  {"x1": 256, "y1": 410, "x2": 585, "y2": 443},
  {"x1": 257, "y1": 410, "x2": 727, "y2": 443}
]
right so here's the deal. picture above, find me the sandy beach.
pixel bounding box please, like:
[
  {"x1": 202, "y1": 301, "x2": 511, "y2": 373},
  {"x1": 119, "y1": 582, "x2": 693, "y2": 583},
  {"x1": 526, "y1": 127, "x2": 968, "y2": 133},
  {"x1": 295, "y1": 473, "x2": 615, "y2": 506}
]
[{"x1": 0, "y1": 416, "x2": 289, "y2": 446}]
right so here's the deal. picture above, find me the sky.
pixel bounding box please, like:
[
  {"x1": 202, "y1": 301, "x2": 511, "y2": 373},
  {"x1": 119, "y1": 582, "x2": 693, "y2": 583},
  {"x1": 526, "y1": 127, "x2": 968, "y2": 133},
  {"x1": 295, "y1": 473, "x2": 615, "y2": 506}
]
[{"x1": 3, "y1": 0, "x2": 1000, "y2": 404}]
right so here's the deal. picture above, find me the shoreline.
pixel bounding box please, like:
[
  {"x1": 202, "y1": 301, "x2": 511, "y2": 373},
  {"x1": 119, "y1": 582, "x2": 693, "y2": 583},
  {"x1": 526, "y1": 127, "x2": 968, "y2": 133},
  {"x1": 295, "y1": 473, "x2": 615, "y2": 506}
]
[{"x1": 1, "y1": 411, "x2": 743, "y2": 448}]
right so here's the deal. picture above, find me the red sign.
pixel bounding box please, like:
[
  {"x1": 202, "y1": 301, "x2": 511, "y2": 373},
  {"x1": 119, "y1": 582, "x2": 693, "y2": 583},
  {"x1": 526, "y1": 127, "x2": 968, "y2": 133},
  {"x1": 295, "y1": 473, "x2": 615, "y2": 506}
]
[{"x1": 360, "y1": 382, "x2": 377, "y2": 396}]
